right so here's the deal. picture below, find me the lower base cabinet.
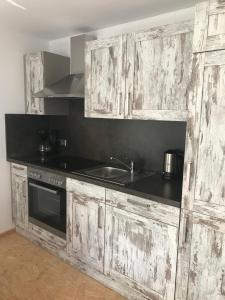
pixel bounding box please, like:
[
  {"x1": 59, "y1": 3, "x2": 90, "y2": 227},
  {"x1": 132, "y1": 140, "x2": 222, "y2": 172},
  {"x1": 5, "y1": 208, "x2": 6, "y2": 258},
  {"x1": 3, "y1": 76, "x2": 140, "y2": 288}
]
[
  {"x1": 105, "y1": 190, "x2": 179, "y2": 300},
  {"x1": 67, "y1": 178, "x2": 105, "y2": 273},
  {"x1": 186, "y1": 212, "x2": 225, "y2": 300},
  {"x1": 11, "y1": 163, "x2": 28, "y2": 230},
  {"x1": 11, "y1": 170, "x2": 180, "y2": 300}
]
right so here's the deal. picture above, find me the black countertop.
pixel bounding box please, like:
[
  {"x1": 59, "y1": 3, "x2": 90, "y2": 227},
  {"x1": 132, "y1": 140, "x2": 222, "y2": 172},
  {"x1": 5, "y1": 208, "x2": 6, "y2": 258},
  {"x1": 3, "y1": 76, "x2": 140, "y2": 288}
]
[{"x1": 8, "y1": 155, "x2": 182, "y2": 208}]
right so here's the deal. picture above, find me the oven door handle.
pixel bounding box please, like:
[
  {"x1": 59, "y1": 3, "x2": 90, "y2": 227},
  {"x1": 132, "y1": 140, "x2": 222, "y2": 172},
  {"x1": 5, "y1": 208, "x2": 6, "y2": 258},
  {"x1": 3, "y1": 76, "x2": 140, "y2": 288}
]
[{"x1": 29, "y1": 182, "x2": 58, "y2": 195}]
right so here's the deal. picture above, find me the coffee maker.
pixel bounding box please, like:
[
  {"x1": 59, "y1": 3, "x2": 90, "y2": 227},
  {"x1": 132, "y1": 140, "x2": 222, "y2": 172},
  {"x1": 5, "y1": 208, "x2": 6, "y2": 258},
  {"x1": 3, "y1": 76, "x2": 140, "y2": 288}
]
[{"x1": 37, "y1": 129, "x2": 58, "y2": 159}]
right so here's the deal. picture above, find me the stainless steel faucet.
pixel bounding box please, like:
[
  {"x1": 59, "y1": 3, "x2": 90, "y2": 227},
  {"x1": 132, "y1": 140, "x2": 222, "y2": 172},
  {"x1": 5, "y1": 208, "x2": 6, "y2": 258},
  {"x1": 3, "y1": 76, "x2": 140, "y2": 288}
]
[{"x1": 110, "y1": 157, "x2": 134, "y2": 174}]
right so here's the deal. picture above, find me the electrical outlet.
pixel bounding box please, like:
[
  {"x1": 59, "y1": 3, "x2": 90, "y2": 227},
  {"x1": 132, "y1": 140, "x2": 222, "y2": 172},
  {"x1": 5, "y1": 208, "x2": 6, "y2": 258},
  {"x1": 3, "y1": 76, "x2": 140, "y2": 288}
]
[{"x1": 59, "y1": 139, "x2": 67, "y2": 147}]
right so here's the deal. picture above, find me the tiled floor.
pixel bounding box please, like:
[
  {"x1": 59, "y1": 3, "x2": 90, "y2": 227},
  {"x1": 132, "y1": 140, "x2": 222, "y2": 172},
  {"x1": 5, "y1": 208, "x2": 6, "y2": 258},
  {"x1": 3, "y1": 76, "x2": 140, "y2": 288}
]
[{"x1": 0, "y1": 231, "x2": 125, "y2": 300}]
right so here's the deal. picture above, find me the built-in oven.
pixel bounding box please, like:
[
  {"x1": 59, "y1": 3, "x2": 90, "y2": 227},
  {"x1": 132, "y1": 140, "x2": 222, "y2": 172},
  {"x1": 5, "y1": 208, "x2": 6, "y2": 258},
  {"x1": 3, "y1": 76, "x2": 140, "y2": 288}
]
[{"x1": 28, "y1": 167, "x2": 66, "y2": 239}]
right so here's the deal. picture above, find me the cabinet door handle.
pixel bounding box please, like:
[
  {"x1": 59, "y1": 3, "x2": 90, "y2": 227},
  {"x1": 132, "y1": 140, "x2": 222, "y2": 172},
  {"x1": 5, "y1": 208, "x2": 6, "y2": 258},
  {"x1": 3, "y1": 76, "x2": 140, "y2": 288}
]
[
  {"x1": 182, "y1": 215, "x2": 189, "y2": 246},
  {"x1": 22, "y1": 181, "x2": 27, "y2": 198},
  {"x1": 29, "y1": 182, "x2": 58, "y2": 194},
  {"x1": 13, "y1": 165, "x2": 25, "y2": 171},
  {"x1": 186, "y1": 161, "x2": 192, "y2": 192},
  {"x1": 221, "y1": 271, "x2": 225, "y2": 295},
  {"x1": 98, "y1": 206, "x2": 104, "y2": 229},
  {"x1": 127, "y1": 198, "x2": 150, "y2": 208}
]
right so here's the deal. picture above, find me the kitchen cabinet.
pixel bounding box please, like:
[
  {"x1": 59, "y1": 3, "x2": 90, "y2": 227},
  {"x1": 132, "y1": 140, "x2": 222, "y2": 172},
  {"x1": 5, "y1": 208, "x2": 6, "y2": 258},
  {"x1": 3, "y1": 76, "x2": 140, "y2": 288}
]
[
  {"x1": 177, "y1": 48, "x2": 225, "y2": 300},
  {"x1": 105, "y1": 189, "x2": 180, "y2": 300},
  {"x1": 11, "y1": 163, "x2": 28, "y2": 230},
  {"x1": 85, "y1": 36, "x2": 126, "y2": 119},
  {"x1": 182, "y1": 50, "x2": 225, "y2": 216},
  {"x1": 24, "y1": 51, "x2": 70, "y2": 114},
  {"x1": 193, "y1": 50, "x2": 225, "y2": 215},
  {"x1": 193, "y1": 0, "x2": 225, "y2": 53},
  {"x1": 85, "y1": 20, "x2": 193, "y2": 121},
  {"x1": 126, "y1": 21, "x2": 193, "y2": 121},
  {"x1": 186, "y1": 213, "x2": 225, "y2": 300},
  {"x1": 67, "y1": 178, "x2": 105, "y2": 272}
]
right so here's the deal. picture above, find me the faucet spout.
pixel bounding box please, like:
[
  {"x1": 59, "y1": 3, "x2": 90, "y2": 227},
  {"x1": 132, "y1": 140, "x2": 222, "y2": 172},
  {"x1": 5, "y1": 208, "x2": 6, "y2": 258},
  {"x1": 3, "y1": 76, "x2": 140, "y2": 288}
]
[{"x1": 110, "y1": 157, "x2": 134, "y2": 174}]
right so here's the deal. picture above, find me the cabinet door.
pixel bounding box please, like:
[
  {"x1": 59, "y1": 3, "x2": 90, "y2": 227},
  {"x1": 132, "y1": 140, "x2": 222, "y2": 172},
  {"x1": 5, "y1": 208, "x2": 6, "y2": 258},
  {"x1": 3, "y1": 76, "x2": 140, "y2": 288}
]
[
  {"x1": 193, "y1": 0, "x2": 225, "y2": 53},
  {"x1": 11, "y1": 173, "x2": 28, "y2": 230},
  {"x1": 105, "y1": 206, "x2": 178, "y2": 300},
  {"x1": 193, "y1": 51, "x2": 225, "y2": 216},
  {"x1": 25, "y1": 52, "x2": 44, "y2": 114},
  {"x1": 85, "y1": 36, "x2": 126, "y2": 119},
  {"x1": 67, "y1": 179, "x2": 105, "y2": 272},
  {"x1": 126, "y1": 21, "x2": 193, "y2": 121},
  {"x1": 187, "y1": 213, "x2": 225, "y2": 300}
]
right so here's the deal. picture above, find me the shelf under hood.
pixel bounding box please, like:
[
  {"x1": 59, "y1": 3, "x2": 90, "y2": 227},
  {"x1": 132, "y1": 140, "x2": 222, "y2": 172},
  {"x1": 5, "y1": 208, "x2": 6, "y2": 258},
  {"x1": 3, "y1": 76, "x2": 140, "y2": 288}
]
[{"x1": 34, "y1": 73, "x2": 84, "y2": 99}]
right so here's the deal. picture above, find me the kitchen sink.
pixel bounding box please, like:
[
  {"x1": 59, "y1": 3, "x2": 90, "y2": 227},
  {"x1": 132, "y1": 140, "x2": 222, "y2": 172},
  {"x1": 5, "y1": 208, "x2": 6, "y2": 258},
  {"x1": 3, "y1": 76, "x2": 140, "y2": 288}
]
[{"x1": 83, "y1": 166, "x2": 129, "y2": 179}]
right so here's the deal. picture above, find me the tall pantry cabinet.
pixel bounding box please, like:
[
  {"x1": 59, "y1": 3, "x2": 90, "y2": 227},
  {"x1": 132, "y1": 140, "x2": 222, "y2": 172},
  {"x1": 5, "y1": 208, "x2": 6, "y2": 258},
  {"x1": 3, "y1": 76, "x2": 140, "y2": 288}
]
[{"x1": 176, "y1": 1, "x2": 225, "y2": 299}]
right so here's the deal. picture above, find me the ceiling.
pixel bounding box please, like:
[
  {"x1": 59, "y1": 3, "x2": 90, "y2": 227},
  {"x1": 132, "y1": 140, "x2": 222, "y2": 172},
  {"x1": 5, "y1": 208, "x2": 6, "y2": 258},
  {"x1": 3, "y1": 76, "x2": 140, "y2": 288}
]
[{"x1": 0, "y1": 0, "x2": 196, "y2": 40}]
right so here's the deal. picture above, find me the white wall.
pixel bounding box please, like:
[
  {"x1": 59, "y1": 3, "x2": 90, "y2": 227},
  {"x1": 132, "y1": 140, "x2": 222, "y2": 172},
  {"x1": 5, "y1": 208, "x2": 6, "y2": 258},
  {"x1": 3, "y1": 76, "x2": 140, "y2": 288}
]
[
  {"x1": 0, "y1": 26, "x2": 48, "y2": 234},
  {"x1": 49, "y1": 6, "x2": 195, "y2": 56}
]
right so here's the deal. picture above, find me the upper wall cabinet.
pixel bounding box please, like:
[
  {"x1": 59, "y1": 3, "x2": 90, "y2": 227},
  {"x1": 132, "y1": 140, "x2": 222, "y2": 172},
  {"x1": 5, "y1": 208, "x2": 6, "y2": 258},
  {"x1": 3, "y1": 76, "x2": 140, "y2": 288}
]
[
  {"x1": 85, "y1": 36, "x2": 126, "y2": 118},
  {"x1": 24, "y1": 51, "x2": 70, "y2": 115},
  {"x1": 126, "y1": 21, "x2": 193, "y2": 121},
  {"x1": 85, "y1": 21, "x2": 193, "y2": 121},
  {"x1": 193, "y1": 0, "x2": 225, "y2": 53}
]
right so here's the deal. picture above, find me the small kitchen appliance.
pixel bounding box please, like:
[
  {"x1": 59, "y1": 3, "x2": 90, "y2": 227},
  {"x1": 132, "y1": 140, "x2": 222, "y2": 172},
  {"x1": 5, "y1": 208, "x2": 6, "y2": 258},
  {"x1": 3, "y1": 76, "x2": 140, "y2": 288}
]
[{"x1": 162, "y1": 150, "x2": 184, "y2": 179}]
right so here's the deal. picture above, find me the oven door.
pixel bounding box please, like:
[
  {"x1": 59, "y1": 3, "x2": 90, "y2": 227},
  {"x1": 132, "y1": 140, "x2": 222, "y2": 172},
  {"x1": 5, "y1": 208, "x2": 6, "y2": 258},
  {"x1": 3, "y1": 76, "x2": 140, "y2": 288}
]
[{"x1": 28, "y1": 178, "x2": 66, "y2": 239}]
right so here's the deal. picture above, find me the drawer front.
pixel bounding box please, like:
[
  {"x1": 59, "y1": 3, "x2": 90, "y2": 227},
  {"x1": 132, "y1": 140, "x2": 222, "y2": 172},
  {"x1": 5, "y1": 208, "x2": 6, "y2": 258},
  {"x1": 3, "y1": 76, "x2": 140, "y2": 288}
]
[
  {"x1": 28, "y1": 222, "x2": 66, "y2": 251},
  {"x1": 67, "y1": 178, "x2": 105, "y2": 204},
  {"x1": 106, "y1": 189, "x2": 180, "y2": 227},
  {"x1": 11, "y1": 163, "x2": 27, "y2": 177}
]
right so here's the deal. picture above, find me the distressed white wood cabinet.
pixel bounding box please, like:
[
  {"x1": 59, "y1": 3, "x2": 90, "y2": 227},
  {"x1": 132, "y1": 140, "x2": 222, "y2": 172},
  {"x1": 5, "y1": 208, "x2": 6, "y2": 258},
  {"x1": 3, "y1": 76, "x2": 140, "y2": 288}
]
[
  {"x1": 193, "y1": 50, "x2": 225, "y2": 215},
  {"x1": 105, "y1": 189, "x2": 180, "y2": 300},
  {"x1": 85, "y1": 20, "x2": 193, "y2": 121},
  {"x1": 67, "y1": 178, "x2": 105, "y2": 272},
  {"x1": 11, "y1": 163, "x2": 28, "y2": 230},
  {"x1": 27, "y1": 222, "x2": 67, "y2": 256},
  {"x1": 182, "y1": 50, "x2": 225, "y2": 215},
  {"x1": 126, "y1": 21, "x2": 193, "y2": 121},
  {"x1": 176, "y1": 35, "x2": 225, "y2": 300},
  {"x1": 24, "y1": 51, "x2": 69, "y2": 114},
  {"x1": 193, "y1": 0, "x2": 225, "y2": 53},
  {"x1": 85, "y1": 36, "x2": 126, "y2": 119},
  {"x1": 187, "y1": 213, "x2": 225, "y2": 300}
]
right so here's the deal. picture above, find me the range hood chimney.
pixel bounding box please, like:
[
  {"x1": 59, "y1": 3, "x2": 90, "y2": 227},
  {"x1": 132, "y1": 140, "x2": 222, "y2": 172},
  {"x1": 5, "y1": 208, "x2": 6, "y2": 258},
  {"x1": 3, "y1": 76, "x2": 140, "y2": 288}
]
[{"x1": 34, "y1": 34, "x2": 91, "y2": 99}]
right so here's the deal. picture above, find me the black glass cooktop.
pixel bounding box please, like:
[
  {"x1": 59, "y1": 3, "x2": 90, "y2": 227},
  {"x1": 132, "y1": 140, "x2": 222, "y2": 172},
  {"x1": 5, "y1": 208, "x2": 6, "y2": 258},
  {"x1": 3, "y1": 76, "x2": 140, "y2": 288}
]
[{"x1": 20, "y1": 155, "x2": 103, "y2": 172}]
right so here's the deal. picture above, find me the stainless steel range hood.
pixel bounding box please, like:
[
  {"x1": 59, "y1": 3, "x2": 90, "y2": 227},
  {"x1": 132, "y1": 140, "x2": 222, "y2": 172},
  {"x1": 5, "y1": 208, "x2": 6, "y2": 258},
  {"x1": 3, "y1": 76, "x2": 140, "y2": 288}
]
[
  {"x1": 34, "y1": 35, "x2": 90, "y2": 99},
  {"x1": 34, "y1": 74, "x2": 84, "y2": 98}
]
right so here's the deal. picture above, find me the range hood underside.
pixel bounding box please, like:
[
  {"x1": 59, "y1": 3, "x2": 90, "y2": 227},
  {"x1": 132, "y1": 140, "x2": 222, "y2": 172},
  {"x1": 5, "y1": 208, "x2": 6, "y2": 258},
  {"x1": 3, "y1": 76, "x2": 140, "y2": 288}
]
[{"x1": 34, "y1": 74, "x2": 84, "y2": 99}]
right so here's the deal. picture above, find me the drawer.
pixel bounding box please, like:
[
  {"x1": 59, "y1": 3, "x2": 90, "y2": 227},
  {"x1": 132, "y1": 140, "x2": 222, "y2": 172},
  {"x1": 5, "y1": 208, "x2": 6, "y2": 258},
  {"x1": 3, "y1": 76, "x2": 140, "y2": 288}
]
[
  {"x1": 11, "y1": 163, "x2": 27, "y2": 177},
  {"x1": 67, "y1": 178, "x2": 105, "y2": 204},
  {"x1": 106, "y1": 189, "x2": 180, "y2": 227}
]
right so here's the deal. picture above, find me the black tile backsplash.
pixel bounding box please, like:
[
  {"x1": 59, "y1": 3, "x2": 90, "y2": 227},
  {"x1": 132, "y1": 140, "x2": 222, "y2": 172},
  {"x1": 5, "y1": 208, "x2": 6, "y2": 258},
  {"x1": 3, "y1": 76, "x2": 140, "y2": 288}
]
[
  {"x1": 5, "y1": 100, "x2": 186, "y2": 172},
  {"x1": 5, "y1": 114, "x2": 67, "y2": 159},
  {"x1": 65, "y1": 100, "x2": 186, "y2": 172}
]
